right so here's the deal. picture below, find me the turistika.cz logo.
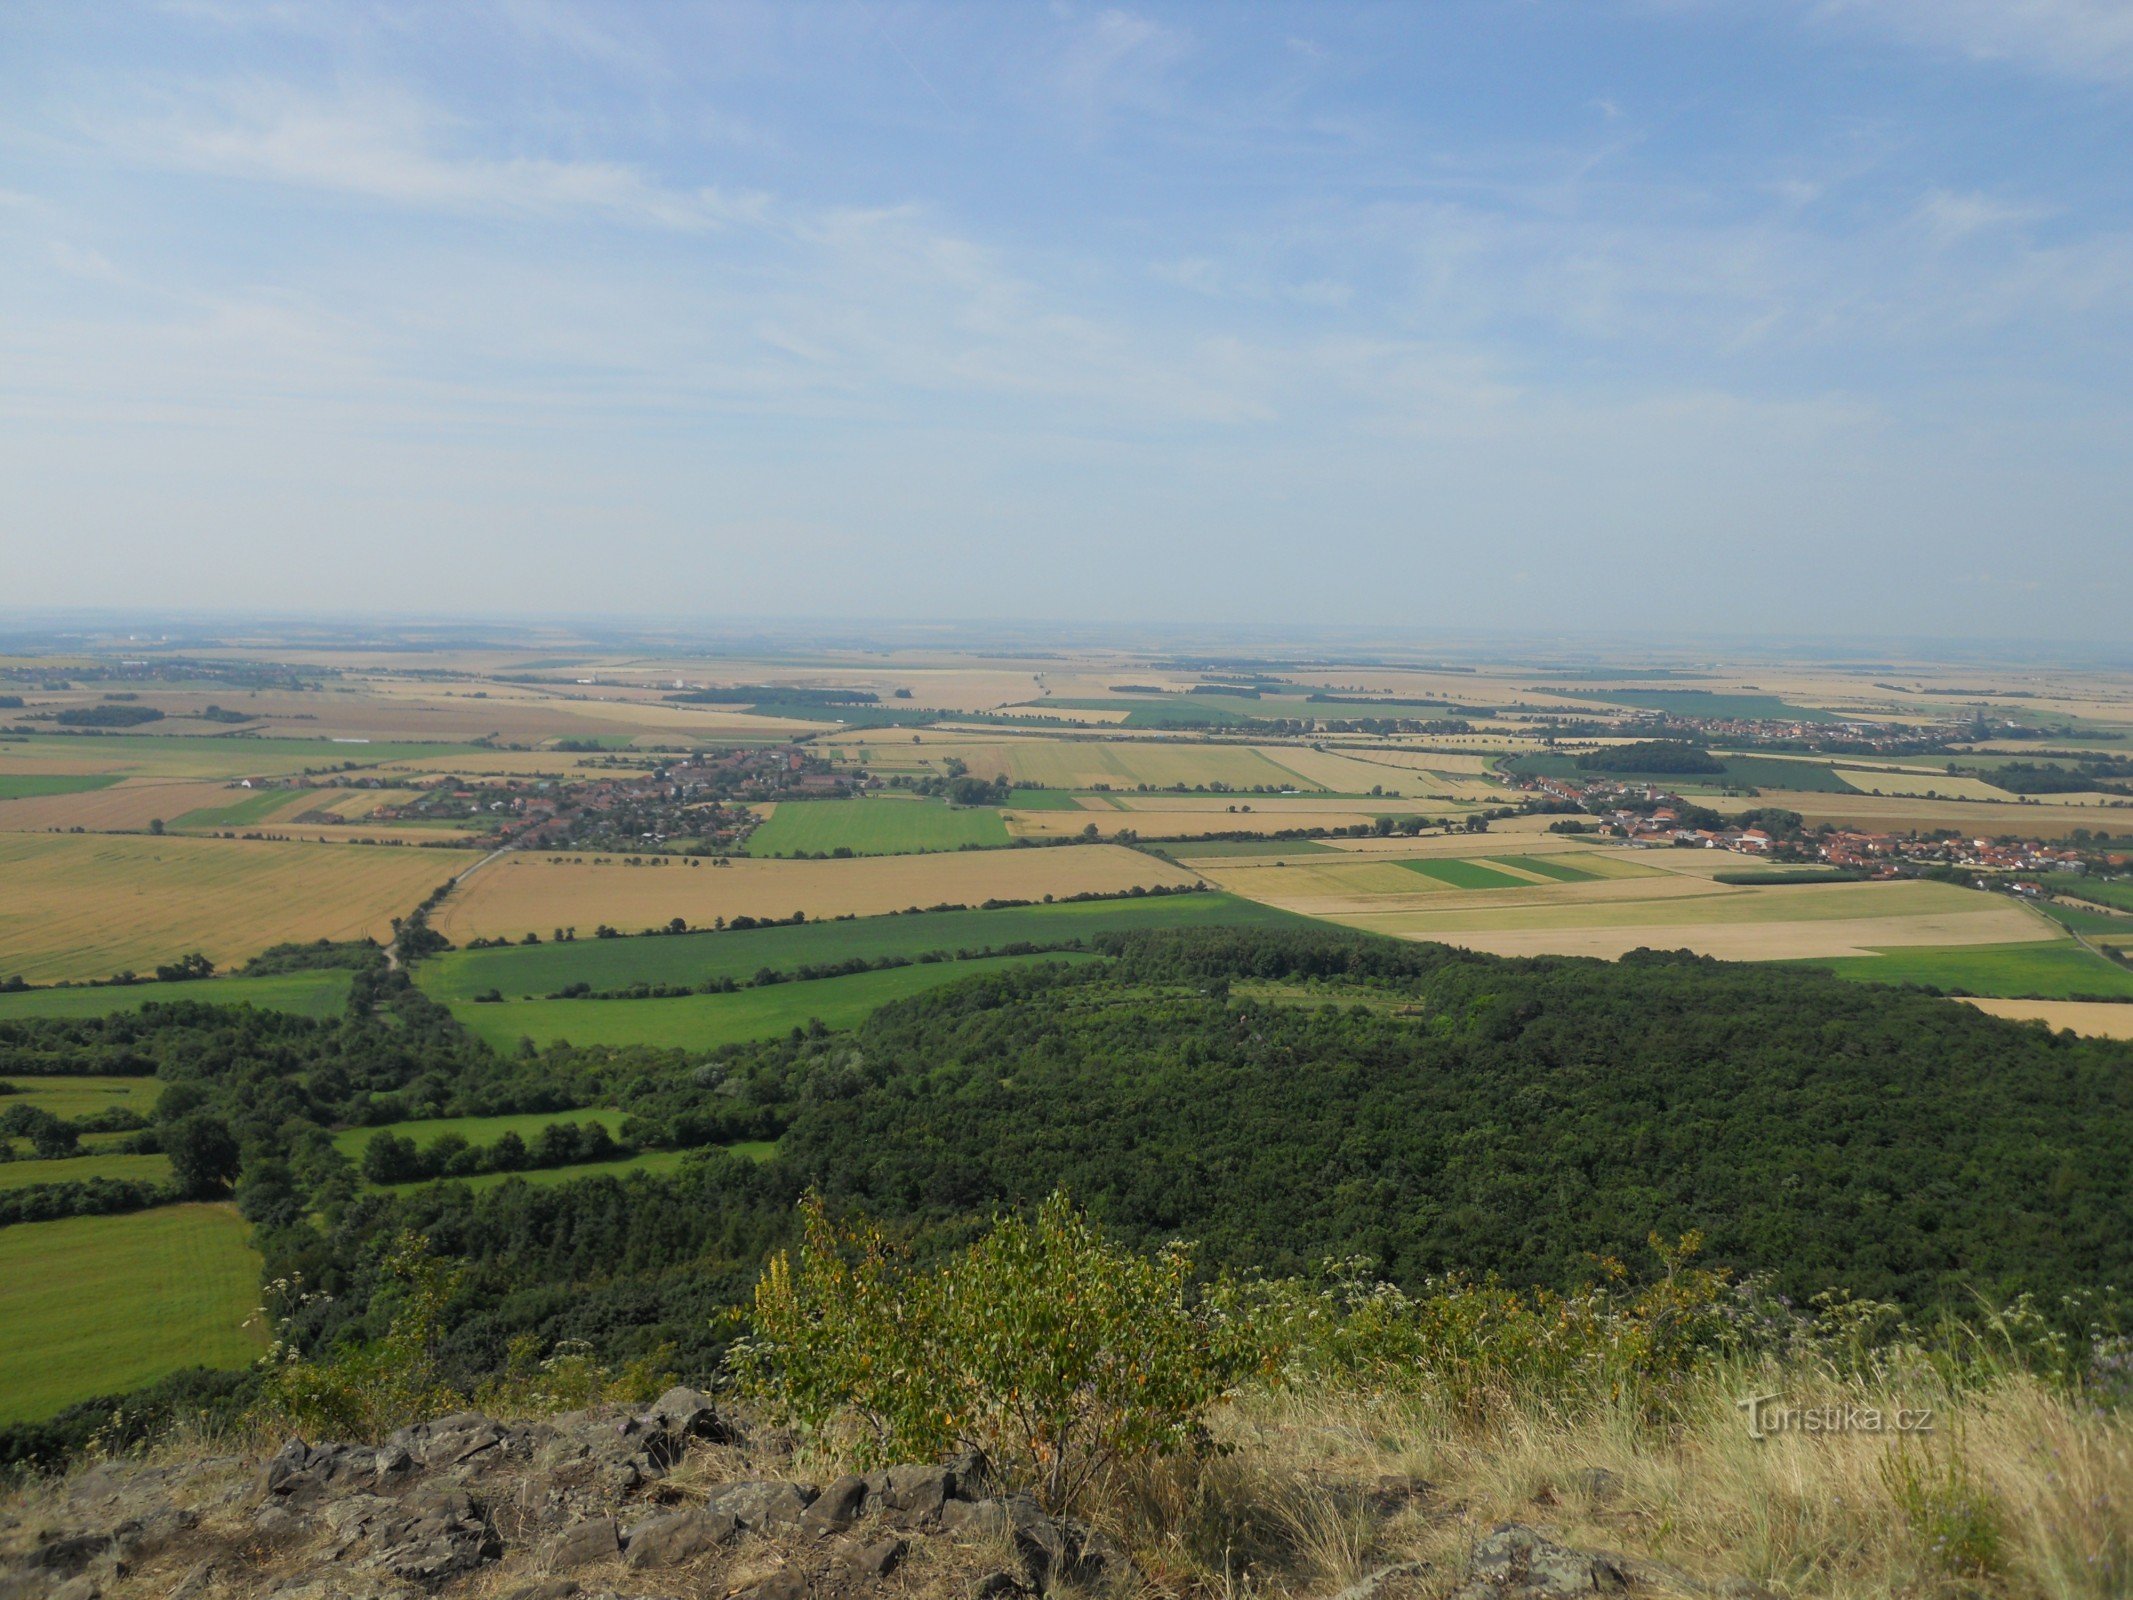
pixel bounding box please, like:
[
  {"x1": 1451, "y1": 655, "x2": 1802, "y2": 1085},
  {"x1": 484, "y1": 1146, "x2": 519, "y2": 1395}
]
[{"x1": 1736, "y1": 1393, "x2": 1934, "y2": 1440}]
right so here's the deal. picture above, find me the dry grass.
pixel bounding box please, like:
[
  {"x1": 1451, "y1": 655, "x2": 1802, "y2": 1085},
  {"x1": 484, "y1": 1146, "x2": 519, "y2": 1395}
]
[{"x1": 1108, "y1": 1369, "x2": 2129, "y2": 1600}]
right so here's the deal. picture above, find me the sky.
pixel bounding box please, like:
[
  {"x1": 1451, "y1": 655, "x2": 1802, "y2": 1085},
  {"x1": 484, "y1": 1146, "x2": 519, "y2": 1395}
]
[{"x1": 2, "y1": 1, "x2": 2130, "y2": 639}]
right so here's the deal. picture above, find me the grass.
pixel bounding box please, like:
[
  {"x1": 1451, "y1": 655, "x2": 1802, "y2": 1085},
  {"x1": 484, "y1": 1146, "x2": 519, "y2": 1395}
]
[
  {"x1": 1544, "y1": 688, "x2": 1840, "y2": 721},
  {"x1": 1037, "y1": 698, "x2": 1260, "y2": 727},
  {"x1": 0, "y1": 1204, "x2": 264, "y2": 1423},
  {"x1": 0, "y1": 1074, "x2": 162, "y2": 1118},
  {"x1": 743, "y1": 797, "x2": 1012, "y2": 857},
  {"x1": 445, "y1": 951, "x2": 1101, "y2": 1051},
  {"x1": 168, "y1": 788, "x2": 307, "y2": 829},
  {"x1": 1505, "y1": 751, "x2": 1858, "y2": 792},
  {"x1": 2032, "y1": 899, "x2": 2133, "y2": 936},
  {"x1": 1395, "y1": 858, "x2": 1529, "y2": 890},
  {"x1": 417, "y1": 892, "x2": 1313, "y2": 1004},
  {"x1": 0, "y1": 1151, "x2": 170, "y2": 1191},
  {"x1": 998, "y1": 789, "x2": 1088, "y2": 810},
  {"x1": 0, "y1": 969, "x2": 354, "y2": 1022},
  {"x1": 1487, "y1": 853, "x2": 1599, "y2": 883},
  {"x1": 0, "y1": 774, "x2": 122, "y2": 800},
  {"x1": 332, "y1": 1108, "x2": 632, "y2": 1163},
  {"x1": 1790, "y1": 939, "x2": 2133, "y2": 999},
  {"x1": 2045, "y1": 874, "x2": 2133, "y2": 914},
  {"x1": 372, "y1": 1141, "x2": 777, "y2": 1194}
]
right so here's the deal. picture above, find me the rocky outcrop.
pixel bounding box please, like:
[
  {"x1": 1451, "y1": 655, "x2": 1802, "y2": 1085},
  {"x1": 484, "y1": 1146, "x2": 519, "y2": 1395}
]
[{"x1": 0, "y1": 1399, "x2": 1133, "y2": 1600}]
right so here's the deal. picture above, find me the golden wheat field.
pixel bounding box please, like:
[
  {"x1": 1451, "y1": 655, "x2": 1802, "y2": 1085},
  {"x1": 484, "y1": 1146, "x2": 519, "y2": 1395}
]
[
  {"x1": 428, "y1": 844, "x2": 1201, "y2": 943},
  {"x1": 0, "y1": 833, "x2": 454, "y2": 983},
  {"x1": 0, "y1": 779, "x2": 242, "y2": 832},
  {"x1": 1960, "y1": 998, "x2": 2133, "y2": 1038}
]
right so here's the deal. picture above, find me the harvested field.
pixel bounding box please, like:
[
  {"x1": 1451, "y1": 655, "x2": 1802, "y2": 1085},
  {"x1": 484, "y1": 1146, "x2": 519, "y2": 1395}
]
[
  {"x1": 0, "y1": 1205, "x2": 264, "y2": 1423},
  {"x1": 938, "y1": 739, "x2": 1314, "y2": 792},
  {"x1": 742, "y1": 796, "x2": 1011, "y2": 857},
  {"x1": 0, "y1": 833, "x2": 451, "y2": 983},
  {"x1": 0, "y1": 734, "x2": 484, "y2": 782},
  {"x1": 429, "y1": 844, "x2": 1201, "y2": 945},
  {"x1": 1961, "y1": 998, "x2": 2133, "y2": 1037},
  {"x1": 0, "y1": 778, "x2": 246, "y2": 832},
  {"x1": 1259, "y1": 746, "x2": 1507, "y2": 800}
]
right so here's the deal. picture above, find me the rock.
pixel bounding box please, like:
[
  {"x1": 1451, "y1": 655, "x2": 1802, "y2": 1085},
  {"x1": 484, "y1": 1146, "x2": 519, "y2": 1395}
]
[
  {"x1": 943, "y1": 1496, "x2": 1130, "y2": 1592},
  {"x1": 1452, "y1": 1525, "x2": 1630, "y2": 1599},
  {"x1": 1329, "y1": 1561, "x2": 1434, "y2": 1600},
  {"x1": 743, "y1": 1570, "x2": 812, "y2": 1600},
  {"x1": 25, "y1": 1534, "x2": 107, "y2": 1575},
  {"x1": 622, "y1": 1508, "x2": 740, "y2": 1568},
  {"x1": 642, "y1": 1385, "x2": 741, "y2": 1445},
  {"x1": 836, "y1": 1536, "x2": 909, "y2": 1582},
  {"x1": 48, "y1": 1578, "x2": 101, "y2": 1600},
  {"x1": 361, "y1": 1482, "x2": 502, "y2": 1588},
  {"x1": 547, "y1": 1517, "x2": 621, "y2": 1569},
  {"x1": 971, "y1": 1573, "x2": 1027, "y2": 1600},
  {"x1": 799, "y1": 1475, "x2": 870, "y2": 1540},
  {"x1": 498, "y1": 1584, "x2": 582, "y2": 1600},
  {"x1": 704, "y1": 1480, "x2": 818, "y2": 1531},
  {"x1": 873, "y1": 1464, "x2": 954, "y2": 1525},
  {"x1": 942, "y1": 1448, "x2": 991, "y2": 1499}
]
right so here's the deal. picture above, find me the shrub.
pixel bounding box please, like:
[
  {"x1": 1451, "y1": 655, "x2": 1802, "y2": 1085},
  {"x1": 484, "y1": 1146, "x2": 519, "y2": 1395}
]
[{"x1": 736, "y1": 1192, "x2": 1228, "y2": 1512}]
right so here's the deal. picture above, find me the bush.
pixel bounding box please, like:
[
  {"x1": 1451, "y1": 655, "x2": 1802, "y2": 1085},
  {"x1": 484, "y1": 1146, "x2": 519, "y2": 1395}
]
[{"x1": 736, "y1": 1192, "x2": 1228, "y2": 1512}]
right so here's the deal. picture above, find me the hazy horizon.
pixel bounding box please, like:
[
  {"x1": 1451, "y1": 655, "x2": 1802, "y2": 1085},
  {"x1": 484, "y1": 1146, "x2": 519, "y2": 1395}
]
[{"x1": 4, "y1": 2, "x2": 2130, "y2": 636}]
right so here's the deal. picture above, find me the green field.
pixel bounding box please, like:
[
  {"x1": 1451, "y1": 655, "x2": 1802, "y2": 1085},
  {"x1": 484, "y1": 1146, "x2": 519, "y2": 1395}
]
[
  {"x1": 0, "y1": 774, "x2": 123, "y2": 800},
  {"x1": 1397, "y1": 858, "x2": 1528, "y2": 890},
  {"x1": 2033, "y1": 899, "x2": 2133, "y2": 936},
  {"x1": 1790, "y1": 940, "x2": 2133, "y2": 1000},
  {"x1": 0, "y1": 969, "x2": 353, "y2": 1022},
  {"x1": 1505, "y1": 751, "x2": 1857, "y2": 792},
  {"x1": 0, "y1": 1074, "x2": 162, "y2": 1118},
  {"x1": 1488, "y1": 854, "x2": 1599, "y2": 883},
  {"x1": 447, "y1": 951, "x2": 1100, "y2": 1051},
  {"x1": 1037, "y1": 698, "x2": 1259, "y2": 727},
  {"x1": 743, "y1": 797, "x2": 1012, "y2": 857},
  {"x1": 417, "y1": 891, "x2": 1312, "y2": 1004},
  {"x1": 0, "y1": 1204, "x2": 263, "y2": 1423},
  {"x1": 2046, "y1": 875, "x2": 2133, "y2": 914},
  {"x1": 333, "y1": 1108, "x2": 632, "y2": 1163},
  {"x1": 0, "y1": 1151, "x2": 170, "y2": 1190},
  {"x1": 999, "y1": 789, "x2": 1087, "y2": 810},
  {"x1": 169, "y1": 787, "x2": 307, "y2": 829}
]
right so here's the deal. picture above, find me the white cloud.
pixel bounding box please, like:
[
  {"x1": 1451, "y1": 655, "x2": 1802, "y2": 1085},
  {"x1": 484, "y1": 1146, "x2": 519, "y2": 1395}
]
[{"x1": 1814, "y1": 0, "x2": 2133, "y2": 84}]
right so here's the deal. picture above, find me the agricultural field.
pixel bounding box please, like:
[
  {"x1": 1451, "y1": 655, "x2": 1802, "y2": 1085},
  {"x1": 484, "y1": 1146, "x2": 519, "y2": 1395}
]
[
  {"x1": 0, "y1": 774, "x2": 120, "y2": 800},
  {"x1": 2045, "y1": 874, "x2": 2133, "y2": 914},
  {"x1": 444, "y1": 950, "x2": 1099, "y2": 1051},
  {"x1": 0, "y1": 833, "x2": 450, "y2": 983},
  {"x1": 0, "y1": 1205, "x2": 264, "y2": 1423},
  {"x1": 418, "y1": 890, "x2": 1308, "y2": 1003},
  {"x1": 167, "y1": 787, "x2": 320, "y2": 830},
  {"x1": 1960, "y1": 999, "x2": 2133, "y2": 1038},
  {"x1": 1791, "y1": 940, "x2": 2133, "y2": 999},
  {"x1": 0, "y1": 733, "x2": 488, "y2": 782},
  {"x1": 919, "y1": 738, "x2": 1316, "y2": 792},
  {"x1": 428, "y1": 843, "x2": 1199, "y2": 946},
  {"x1": 742, "y1": 796, "x2": 1011, "y2": 857},
  {"x1": 1197, "y1": 840, "x2": 2058, "y2": 962},
  {"x1": 1711, "y1": 790, "x2": 2133, "y2": 840},
  {"x1": 0, "y1": 969, "x2": 353, "y2": 1021}
]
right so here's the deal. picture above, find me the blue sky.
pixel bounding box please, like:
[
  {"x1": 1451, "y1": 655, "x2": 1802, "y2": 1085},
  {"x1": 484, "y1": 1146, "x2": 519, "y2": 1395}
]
[{"x1": 2, "y1": 1, "x2": 2130, "y2": 639}]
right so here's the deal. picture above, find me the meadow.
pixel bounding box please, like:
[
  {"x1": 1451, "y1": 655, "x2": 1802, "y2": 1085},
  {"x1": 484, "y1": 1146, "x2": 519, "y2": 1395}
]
[
  {"x1": 0, "y1": 1204, "x2": 262, "y2": 1423},
  {"x1": 0, "y1": 774, "x2": 120, "y2": 800},
  {"x1": 0, "y1": 833, "x2": 449, "y2": 983},
  {"x1": 371, "y1": 1143, "x2": 777, "y2": 1194},
  {"x1": 2047, "y1": 873, "x2": 2133, "y2": 913},
  {"x1": 169, "y1": 787, "x2": 317, "y2": 830},
  {"x1": 0, "y1": 1151, "x2": 170, "y2": 1191},
  {"x1": 428, "y1": 843, "x2": 1200, "y2": 946},
  {"x1": 418, "y1": 889, "x2": 1307, "y2": 1002},
  {"x1": 0, "y1": 1074, "x2": 162, "y2": 1118},
  {"x1": 0, "y1": 969, "x2": 354, "y2": 1022},
  {"x1": 331, "y1": 1108, "x2": 633, "y2": 1163},
  {"x1": 742, "y1": 796, "x2": 1011, "y2": 857},
  {"x1": 444, "y1": 950, "x2": 1099, "y2": 1051}
]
